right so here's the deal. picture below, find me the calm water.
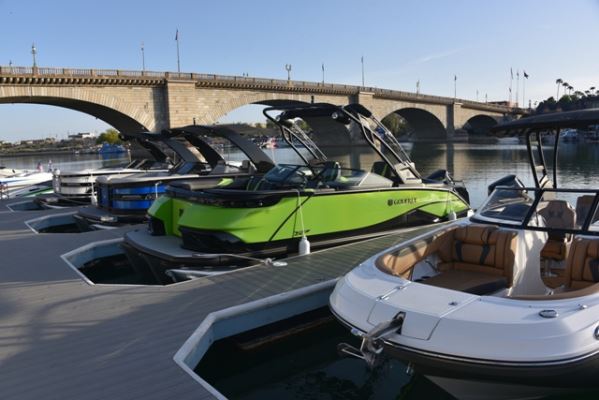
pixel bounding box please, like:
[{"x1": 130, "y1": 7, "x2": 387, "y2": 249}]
[
  {"x1": 5, "y1": 140, "x2": 597, "y2": 208},
  {"x1": 0, "y1": 152, "x2": 130, "y2": 172}
]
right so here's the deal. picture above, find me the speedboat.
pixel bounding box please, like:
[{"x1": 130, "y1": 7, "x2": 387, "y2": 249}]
[
  {"x1": 0, "y1": 169, "x2": 53, "y2": 199},
  {"x1": 559, "y1": 128, "x2": 579, "y2": 142},
  {"x1": 123, "y1": 103, "x2": 471, "y2": 284},
  {"x1": 0, "y1": 166, "x2": 24, "y2": 178},
  {"x1": 35, "y1": 132, "x2": 173, "y2": 208},
  {"x1": 74, "y1": 124, "x2": 274, "y2": 230},
  {"x1": 330, "y1": 108, "x2": 599, "y2": 400}
]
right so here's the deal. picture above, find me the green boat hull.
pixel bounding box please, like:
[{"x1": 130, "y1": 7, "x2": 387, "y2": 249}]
[{"x1": 146, "y1": 187, "x2": 469, "y2": 254}]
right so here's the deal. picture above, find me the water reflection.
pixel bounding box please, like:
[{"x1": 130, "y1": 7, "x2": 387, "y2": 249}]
[{"x1": 2, "y1": 141, "x2": 598, "y2": 209}]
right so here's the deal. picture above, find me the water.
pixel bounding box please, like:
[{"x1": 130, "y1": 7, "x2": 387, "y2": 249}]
[
  {"x1": 0, "y1": 152, "x2": 130, "y2": 172},
  {"x1": 197, "y1": 315, "x2": 454, "y2": 400},
  {"x1": 3, "y1": 141, "x2": 598, "y2": 209}
]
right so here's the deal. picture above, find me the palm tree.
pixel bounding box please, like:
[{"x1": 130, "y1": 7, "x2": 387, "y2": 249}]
[
  {"x1": 568, "y1": 85, "x2": 574, "y2": 95},
  {"x1": 562, "y1": 82, "x2": 569, "y2": 97},
  {"x1": 556, "y1": 78, "x2": 563, "y2": 98}
]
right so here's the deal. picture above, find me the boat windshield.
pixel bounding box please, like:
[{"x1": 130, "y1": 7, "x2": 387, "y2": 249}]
[
  {"x1": 254, "y1": 163, "x2": 394, "y2": 190},
  {"x1": 473, "y1": 186, "x2": 599, "y2": 235}
]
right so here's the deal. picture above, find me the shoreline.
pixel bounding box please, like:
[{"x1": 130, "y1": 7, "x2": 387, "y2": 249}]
[{"x1": 0, "y1": 149, "x2": 94, "y2": 158}]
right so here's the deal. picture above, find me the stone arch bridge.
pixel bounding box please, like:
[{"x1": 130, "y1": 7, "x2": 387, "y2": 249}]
[{"x1": 0, "y1": 66, "x2": 525, "y2": 139}]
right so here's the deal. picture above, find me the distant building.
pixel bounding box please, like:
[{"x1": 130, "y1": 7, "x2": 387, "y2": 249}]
[
  {"x1": 488, "y1": 101, "x2": 518, "y2": 107},
  {"x1": 68, "y1": 132, "x2": 96, "y2": 140}
]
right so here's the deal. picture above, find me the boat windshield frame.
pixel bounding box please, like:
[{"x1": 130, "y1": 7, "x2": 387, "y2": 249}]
[
  {"x1": 471, "y1": 186, "x2": 599, "y2": 237},
  {"x1": 263, "y1": 103, "x2": 420, "y2": 182},
  {"x1": 263, "y1": 105, "x2": 328, "y2": 168}
]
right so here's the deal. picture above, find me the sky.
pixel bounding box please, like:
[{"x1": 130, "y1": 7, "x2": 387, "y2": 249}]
[{"x1": 1, "y1": 0, "x2": 599, "y2": 141}]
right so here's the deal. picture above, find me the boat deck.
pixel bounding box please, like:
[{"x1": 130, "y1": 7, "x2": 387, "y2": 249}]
[{"x1": 0, "y1": 203, "x2": 439, "y2": 400}]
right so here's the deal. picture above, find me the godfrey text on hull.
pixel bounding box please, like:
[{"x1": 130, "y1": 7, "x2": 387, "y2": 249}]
[
  {"x1": 35, "y1": 132, "x2": 173, "y2": 208},
  {"x1": 330, "y1": 109, "x2": 599, "y2": 400},
  {"x1": 74, "y1": 124, "x2": 274, "y2": 230},
  {"x1": 123, "y1": 103, "x2": 470, "y2": 284}
]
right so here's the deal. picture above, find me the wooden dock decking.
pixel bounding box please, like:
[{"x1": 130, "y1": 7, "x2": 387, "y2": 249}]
[{"x1": 0, "y1": 204, "x2": 438, "y2": 400}]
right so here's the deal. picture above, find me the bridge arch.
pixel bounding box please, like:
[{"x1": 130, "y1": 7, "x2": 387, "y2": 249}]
[
  {"x1": 202, "y1": 90, "x2": 348, "y2": 124},
  {"x1": 384, "y1": 108, "x2": 447, "y2": 141},
  {"x1": 462, "y1": 114, "x2": 499, "y2": 136},
  {"x1": 0, "y1": 87, "x2": 153, "y2": 132}
]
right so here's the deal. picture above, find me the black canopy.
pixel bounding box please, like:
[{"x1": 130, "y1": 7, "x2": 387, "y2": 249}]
[
  {"x1": 169, "y1": 125, "x2": 275, "y2": 173},
  {"x1": 492, "y1": 108, "x2": 599, "y2": 134}
]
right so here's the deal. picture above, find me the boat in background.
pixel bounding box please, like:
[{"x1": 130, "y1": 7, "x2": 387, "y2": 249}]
[
  {"x1": 74, "y1": 124, "x2": 274, "y2": 230},
  {"x1": 559, "y1": 128, "x2": 579, "y2": 142},
  {"x1": 330, "y1": 109, "x2": 599, "y2": 400},
  {"x1": 98, "y1": 142, "x2": 128, "y2": 154},
  {"x1": 0, "y1": 169, "x2": 53, "y2": 199},
  {"x1": 35, "y1": 132, "x2": 173, "y2": 208}
]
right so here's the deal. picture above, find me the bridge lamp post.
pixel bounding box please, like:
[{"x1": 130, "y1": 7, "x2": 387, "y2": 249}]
[
  {"x1": 141, "y1": 42, "x2": 145, "y2": 72},
  {"x1": 285, "y1": 64, "x2": 292, "y2": 82},
  {"x1": 31, "y1": 43, "x2": 37, "y2": 68}
]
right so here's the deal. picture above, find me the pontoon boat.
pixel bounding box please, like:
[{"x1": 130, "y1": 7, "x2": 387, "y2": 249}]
[{"x1": 74, "y1": 124, "x2": 274, "y2": 230}]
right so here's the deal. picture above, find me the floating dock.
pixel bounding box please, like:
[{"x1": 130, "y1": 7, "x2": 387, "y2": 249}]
[{"x1": 0, "y1": 202, "x2": 440, "y2": 399}]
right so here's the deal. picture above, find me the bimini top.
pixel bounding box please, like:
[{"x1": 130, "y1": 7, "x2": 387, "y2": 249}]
[
  {"x1": 167, "y1": 124, "x2": 275, "y2": 173},
  {"x1": 120, "y1": 131, "x2": 174, "y2": 164},
  {"x1": 492, "y1": 108, "x2": 599, "y2": 134}
]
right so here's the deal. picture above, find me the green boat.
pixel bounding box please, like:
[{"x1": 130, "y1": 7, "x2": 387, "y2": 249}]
[{"x1": 123, "y1": 103, "x2": 471, "y2": 283}]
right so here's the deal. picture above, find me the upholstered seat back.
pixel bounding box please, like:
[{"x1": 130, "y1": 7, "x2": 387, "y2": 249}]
[
  {"x1": 565, "y1": 238, "x2": 599, "y2": 290},
  {"x1": 538, "y1": 200, "x2": 575, "y2": 233},
  {"x1": 376, "y1": 224, "x2": 517, "y2": 286},
  {"x1": 438, "y1": 225, "x2": 517, "y2": 285}
]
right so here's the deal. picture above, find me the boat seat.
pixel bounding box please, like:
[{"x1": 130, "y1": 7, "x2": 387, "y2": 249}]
[
  {"x1": 564, "y1": 237, "x2": 599, "y2": 290},
  {"x1": 371, "y1": 161, "x2": 397, "y2": 182},
  {"x1": 437, "y1": 225, "x2": 518, "y2": 287},
  {"x1": 376, "y1": 228, "x2": 454, "y2": 278},
  {"x1": 240, "y1": 160, "x2": 257, "y2": 174},
  {"x1": 422, "y1": 269, "x2": 508, "y2": 295},
  {"x1": 168, "y1": 178, "x2": 228, "y2": 192},
  {"x1": 376, "y1": 225, "x2": 517, "y2": 291},
  {"x1": 510, "y1": 238, "x2": 599, "y2": 300},
  {"x1": 538, "y1": 200, "x2": 576, "y2": 261}
]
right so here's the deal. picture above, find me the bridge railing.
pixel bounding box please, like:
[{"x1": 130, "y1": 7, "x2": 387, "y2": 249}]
[{"x1": 0, "y1": 65, "x2": 521, "y2": 113}]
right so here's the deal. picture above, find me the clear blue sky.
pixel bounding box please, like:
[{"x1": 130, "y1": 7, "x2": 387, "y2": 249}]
[{"x1": 1, "y1": 0, "x2": 598, "y2": 141}]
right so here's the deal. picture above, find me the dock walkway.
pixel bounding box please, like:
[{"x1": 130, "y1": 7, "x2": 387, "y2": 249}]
[{"x1": 0, "y1": 203, "x2": 437, "y2": 399}]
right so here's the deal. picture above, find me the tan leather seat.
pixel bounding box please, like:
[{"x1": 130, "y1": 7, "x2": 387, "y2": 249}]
[
  {"x1": 564, "y1": 238, "x2": 599, "y2": 290},
  {"x1": 510, "y1": 237, "x2": 599, "y2": 300},
  {"x1": 538, "y1": 200, "x2": 576, "y2": 261},
  {"x1": 377, "y1": 224, "x2": 518, "y2": 295},
  {"x1": 437, "y1": 225, "x2": 517, "y2": 286}
]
